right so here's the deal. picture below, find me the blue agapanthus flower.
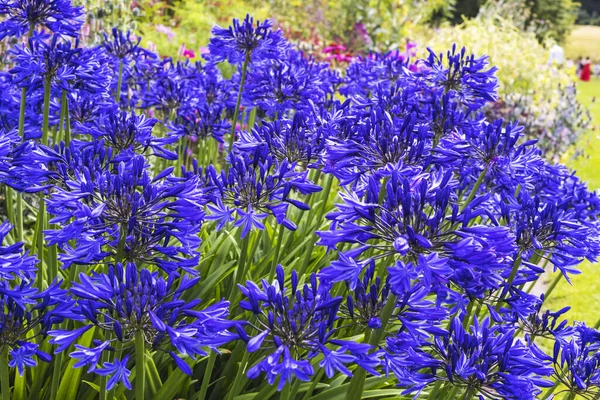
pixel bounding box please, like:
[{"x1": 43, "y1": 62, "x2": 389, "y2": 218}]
[
  {"x1": 385, "y1": 316, "x2": 553, "y2": 399},
  {"x1": 421, "y1": 45, "x2": 499, "y2": 112},
  {"x1": 44, "y1": 154, "x2": 205, "y2": 274},
  {"x1": 102, "y1": 28, "x2": 144, "y2": 60},
  {"x1": 501, "y1": 192, "x2": 600, "y2": 283},
  {"x1": 550, "y1": 323, "x2": 600, "y2": 398},
  {"x1": 1, "y1": 279, "x2": 76, "y2": 375},
  {"x1": 319, "y1": 170, "x2": 518, "y2": 298},
  {"x1": 141, "y1": 59, "x2": 201, "y2": 118},
  {"x1": 77, "y1": 109, "x2": 178, "y2": 160},
  {"x1": 208, "y1": 14, "x2": 290, "y2": 64},
  {"x1": 242, "y1": 50, "x2": 331, "y2": 117},
  {"x1": 49, "y1": 263, "x2": 239, "y2": 388},
  {"x1": 322, "y1": 107, "x2": 429, "y2": 188},
  {"x1": 237, "y1": 265, "x2": 380, "y2": 390},
  {"x1": 0, "y1": 0, "x2": 84, "y2": 39},
  {"x1": 236, "y1": 111, "x2": 327, "y2": 166},
  {"x1": 169, "y1": 103, "x2": 230, "y2": 144},
  {"x1": 0, "y1": 221, "x2": 37, "y2": 280},
  {"x1": 205, "y1": 152, "x2": 321, "y2": 236},
  {"x1": 10, "y1": 36, "x2": 110, "y2": 96}
]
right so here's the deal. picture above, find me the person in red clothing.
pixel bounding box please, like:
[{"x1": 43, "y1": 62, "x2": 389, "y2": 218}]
[{"x1": 580, "y1": 57, "x2": 592, "y2": 82}]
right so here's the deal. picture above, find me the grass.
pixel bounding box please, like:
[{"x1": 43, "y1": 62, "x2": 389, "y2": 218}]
[
  {"x1": 564, "y1": 25, "x2": 600, "y2": 60},
  {"x1": 543, "y1": 77, "x2": 600, "y2": 327}
]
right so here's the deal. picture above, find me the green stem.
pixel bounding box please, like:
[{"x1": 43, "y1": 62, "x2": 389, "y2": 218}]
[
  {"x1": 135, "y1": 331, "x2": 146, "y2": 400},
  {"x1": 427, "y1": 381, "x2": 443, "y2": 399},
  {"x1": 41, "y1": 76, "x2": 51, "y2": 146},
  {"x1": 99, "y1": 338, "x2": 110, "y2": 400},
  {"x1": 539, "y1": 381, "x2": 559, "y2": 400},
  {"x1": 17, "y1": 88, "x2": 26, "y2": 137},
  {"x1": 58, "y1": 91, "x2": 67, "y2": 142},
  {"x1": 64, "y1": 95, "x2": 71, "y2": 146},
  {"x1": 15, "y1": 193, "x2": 22, "y2": 243},
  {"x1": 544, "y1": 273, "x2": 563, "y2": 302},
  {"x1": 460, "y1": 164, "x2": 488, "y2": 212},
  {"x1": 35, "y1": 197, "x2": 46, "y2": 290},
  {"x1": 49, "y1": 350, "x2": 63, "y2": 400},
  {"x1": 15, "y1": 84, "x2": 27, "y2": 244},
  {"x1": 227, "y1": 231, "x2": 250, "y2": 299},
  {"x1": 115, "y1": 225, "x2": 127, "y2": 265},
  {"x1": 115, "y1": 60, "x2": 124, "y2": 102},
  {"x1": 495, "y1": 253, "x2": 522, "y2": 312},
  {"x1": 267, "y1": 222, "x2": 285, "y2": 281},
  {"x1": 346, "y1": 294, "x2": 397, "y2": 400},
  {"x1": 197, "y1": 352, "x2": 217, "y2": 400},
  {"x1": 226, "y1": 347, "x2": 250, "y2": 400},
  {"x1": 227, "y1": 51, "x2": 251, "y2": 152},
  {"x1": 0, "y1": 347, "x2": 9, "y2": 400}
]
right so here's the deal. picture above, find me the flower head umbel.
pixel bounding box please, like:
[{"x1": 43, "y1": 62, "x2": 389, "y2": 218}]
[
  {"x1": 0, "y1": 0, "x2": 84, "y2": 39},
  {"x1": 0, "y1": 222, "x2": 37, "y2": 280},
  {"x1": 242, "y1": 50, "x2": 331, "y2": 117},
  {"x1": 77, "y1": 109, "x2": 178, "y2": 160},
  {"x1": 45, "y1": 154, "x2": 205, "y2": 274},
  {"x1": 237, "y1": 111, "x2": 329, "y2": 167},
  {"x1": 238, "y1": 265, "x2": 379, "y2": 390},
  {"x1": 1, "y1": 279, "x2": 75, "y2": 375},
  {"x1": 385, "y1": 316, "x2": 553, "y2": 399},
  {"x1": 208, "y1": 14, "x2": 289, "y2": 64},
  {"x1": 49, "y1": 263, "x2": 239, "y2": 388},
  {"x1": 205, "y1": 152, "x2": 321, "y2": 236},
  {"x1": 550, "y1": 323, "x2": 600, "y2": 398}
]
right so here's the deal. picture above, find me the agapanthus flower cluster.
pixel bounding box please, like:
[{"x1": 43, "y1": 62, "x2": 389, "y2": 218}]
[
  {"x1": 0, "y1": 0, "x2": 84, "y2": 39},
  {"x1": 237, "y1": 265, "x2": 379, "y2": 389},
  {"x1": 205, "y1": 152, "x2": 321, "y2": 236},
  {"x1": 0, "y1": 223, "x2": 75, "y2": 375},
  {"x1": 208, "y1": 14, "x2": 289, "y2": 64},
  {"x1": 0, "y1": 4, "x2": 598, "y2": 399},
  {"x1": 385, "y1": 317, "x2": 553, "y2": 399},
  {"x1": 45, "y1": 154, "x2": 205, "y2": 274},
  {"x1": 49, "y1": 262, "x2": 238, "y2": 386}
]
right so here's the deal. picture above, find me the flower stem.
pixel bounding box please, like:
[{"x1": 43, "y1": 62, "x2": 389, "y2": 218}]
[
  {"x1": 460, "y1": 164, "x2": 488, "y2": 212},
  {"x1": 267, "y1": 222, "x2": 285, "y2": 281},
  {"x1": 197, "y1": 352, "x2": 217, "y2": 400},
  {"x1": 227, "y1": 52, "x2": 251, "y2": 152},
  {"x1": 495, "y1": 253, "x2": 522, "y2": 312},
  {"x1": 14, "y1": 83, "x2": 27, "y2": 243},
  {"x1": 228, "y1": 230, "x2": 250, "y2": 299},
  {"x1": 225, "y1": 346, "x2": 250, "y2": 400},
  {"x1": 41, "y1": 76, "x2": 51, "y2": 146},
  {"x1": 50, "y1": 351, "x2": 63, "y2": 400},
  {"x1": 115, "y1": 60, "x2": 124, "y2": 103},
  {"x1": 346, "y1": 293, "x2": 397, "y2": 400},
  {"x1": 0, "y1": 347, "x2": 9, "y2": 400},
  {"x1": 115, "y1": 225, "x2": 127, "y2": 265},
  {"x1": 135, "y1": 330, "x2": 146, "y2": 400}
]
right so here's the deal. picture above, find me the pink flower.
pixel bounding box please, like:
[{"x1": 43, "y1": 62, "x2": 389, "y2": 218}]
[
  {"x1": 146, "y1": 41, "x2": 157, "y2": 54},
  {"x1": 155, "y1": 24, "x2": 176, "y2": 41},
  {"x1": 199, "y1": 47, "x2": 210, "y2": 55},
  {"x1": 178, "y1": 43, "x2": 195, "y2": 59}
]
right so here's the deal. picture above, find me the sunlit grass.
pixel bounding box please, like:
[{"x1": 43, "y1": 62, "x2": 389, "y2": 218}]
[{"x1": 544, "y1": 77, "x2": 600, "y2": 327}]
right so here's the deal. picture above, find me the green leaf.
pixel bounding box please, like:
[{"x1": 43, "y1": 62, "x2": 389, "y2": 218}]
[
  {"x1": 82, "y1": 381, "x2": 100, "y2": 393},
  {"x1": 153, "y1": 369, "x2": 191, "y2": 400},
  {"x1": 56, "y1": 326, "x2": 95, "y2": 400}
]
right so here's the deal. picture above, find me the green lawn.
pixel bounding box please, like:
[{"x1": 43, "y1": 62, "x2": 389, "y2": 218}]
[{"x1": 543, "y1": 78, "x2": 600, "y2": 326}]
